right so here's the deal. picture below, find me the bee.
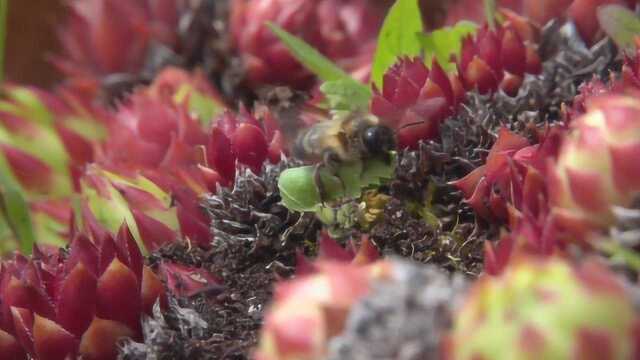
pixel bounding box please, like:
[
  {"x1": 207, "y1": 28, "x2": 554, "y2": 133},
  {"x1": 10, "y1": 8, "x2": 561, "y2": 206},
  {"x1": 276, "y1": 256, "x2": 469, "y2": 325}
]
[{"x1": 292, "y1": 112, "x2": 396, "y2": 202}]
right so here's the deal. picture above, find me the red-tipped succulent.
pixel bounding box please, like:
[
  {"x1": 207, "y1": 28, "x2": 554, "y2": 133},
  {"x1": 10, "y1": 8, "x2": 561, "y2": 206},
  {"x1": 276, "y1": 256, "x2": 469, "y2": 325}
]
[
  {"x1": 447, "y1": 255, "x2": 640, "y2": 359},
  {"x1": 255, "y1": 260, "x2": 393, "y2": 360},
  {"x1": 371, "y1": 57, "x2": 463, "y2": 149},
  {"x1": 550, "y1": 95, "x2": 640, "y2": 239},
  {"x1": 295, "y1": 233, "x2": 380, "y2": 276},
  {"x1": 457, "y1": 22, "x2": 541, "y2": 97},
  {"x1": 230, "y1": 0, "x2": 387, "y2": 88},
  {"x1": 0, "y1": 85, "x2": 111, "y2": 247},
  {"x1": 55, "y1": 0, "x2": 184, "y2": 93},
  {"x1": 208, "y1": 106, "x2": 285, "y2": 183},
  {"x1": 157, "y1": 261, "x2": 221, "y2": 298},
  {"x1": 452, "y1": 128, "x2": 551, "y2": 222},
  {"x1": 447, "y1": 0, "x2": 637, "y2": 45},
  {"x1": 0, "y1": 224, "x2": 165, "y2": 360}
]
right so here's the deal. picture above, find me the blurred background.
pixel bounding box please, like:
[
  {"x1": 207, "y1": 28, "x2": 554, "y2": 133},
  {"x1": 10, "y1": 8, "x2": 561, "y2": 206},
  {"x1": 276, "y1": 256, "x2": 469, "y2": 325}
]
[{"x1": 6, "y1": 0, "x2": 64, "y2": 87}]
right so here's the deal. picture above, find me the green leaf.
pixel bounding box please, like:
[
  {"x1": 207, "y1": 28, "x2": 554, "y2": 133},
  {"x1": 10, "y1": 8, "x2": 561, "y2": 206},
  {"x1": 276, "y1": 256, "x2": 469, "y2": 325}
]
[
  {"x1": 598, "y1": 5, "x2": 640, "y2": 51},
  {"x1": 278, "y1": 158, "x2": 394, "y2": 213},
  {"x1": 418, "y1": 21, "x2": 478, "y2": 72},
  {"x1": 267, "y1": 22, "x2": 372, "y2": 110},
  {"x1": 0, "y1": 152, "x2": 35, "y2": 254},
  {"x1": 484, "y1": 0, "x2": 497, "y2": 30},
  {"x1": 267, "y1": 22, "x2": 351, "y2": 82},
  {"x1": 278, "y1": 163, "x2": 361, "y2": 213},
  {"x1": 371, "y1": 0, "x2": 424, "y2": 87},
  {"x1": 597, "y1": 240, "x2": 640, "y2": 273},
  {"x1": 82, "y1": 175, "x2": 146, "y2": 254},
  {"x1": 173, "y1": 84, "x2": 225, "y2": 125},
  {"x1": 320, "y1": 80, "x2": 372, "y2": 112}
]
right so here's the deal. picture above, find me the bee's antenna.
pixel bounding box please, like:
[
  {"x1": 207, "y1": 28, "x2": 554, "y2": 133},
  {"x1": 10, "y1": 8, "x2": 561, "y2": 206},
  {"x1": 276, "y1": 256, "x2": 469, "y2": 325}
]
[
  {"x1": 391, "y1": 97, "x2": 449, "y2": 134},
  {"x1": 395, "y1": 121, "x2": 427, "y2": 133},
  {"x1": 301, "y1": 103, "x2": 330, "y2": 117}
]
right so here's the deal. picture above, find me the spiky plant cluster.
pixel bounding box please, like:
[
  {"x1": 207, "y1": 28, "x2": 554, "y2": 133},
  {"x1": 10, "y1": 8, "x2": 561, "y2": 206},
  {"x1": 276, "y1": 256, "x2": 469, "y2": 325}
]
[
  {"x1": 205, "y1": 159, "x2": 320, "y2": 261},
  {"x1": 327, "y1": 261, "x2": 468, "y2": 360},
  {"x1": 0, "y1": 224, "x2": 165, "y2": 360},
  {"x1": 56, "y1": 0, "x2": 235, "y2": 102},
  {"x1": 119, "y1": 300, "x2": 212, "y2": 360}
]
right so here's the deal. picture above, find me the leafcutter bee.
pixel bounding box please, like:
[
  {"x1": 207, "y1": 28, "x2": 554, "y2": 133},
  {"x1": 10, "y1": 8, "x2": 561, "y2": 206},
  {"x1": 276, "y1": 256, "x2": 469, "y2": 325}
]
[{"x1": 292, "y1": 112, "x2": 396, "y2": 202}]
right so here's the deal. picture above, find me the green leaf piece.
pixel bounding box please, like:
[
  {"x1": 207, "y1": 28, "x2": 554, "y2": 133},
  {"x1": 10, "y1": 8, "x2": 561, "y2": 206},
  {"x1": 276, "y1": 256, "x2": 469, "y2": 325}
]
[
  {"x1": 484, "y1": 0, "x2": 497, "y2": 30},
  {"x1": 173, "y1": 84, "x2": 225, "y2": 125},
  {"x1": 278, "y1": 158, "x2": 394, "y2": 213},
  {"x1": 267, "y1": 22, "x2": 371, "y2": 109},
  {"x1": 320, "y1": 80, "x2": 372, "y2": 112},
  {"x1": 418, "y1": 21, "x2": 478, "y2": 72},
  {"x1": 598, "y1": 5, "x2": 640, "y2": 51},
  {"x1": 0, "y1": 152, "x2": 35, "y2": 254},
  {"x1": 267, "y1": 22, "x2": 351, "y2": 82},
  {"x1": 82, "y1": 175, "x2": 146, "y2": 254},
  {"x1": 371, "y1": 0, "x2": 424, "y2": 87}
]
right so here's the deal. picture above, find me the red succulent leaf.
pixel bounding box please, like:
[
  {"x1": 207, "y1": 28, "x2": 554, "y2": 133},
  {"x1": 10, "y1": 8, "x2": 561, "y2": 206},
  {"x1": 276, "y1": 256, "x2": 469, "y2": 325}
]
[
  {"x1": 1, "y1": 145, "x2": 52, "y2": 193},
  {"x1": 500, "y1": 27, "x2": 527, "y2": 76},
  {"x1": 10, "y1": 307, "x2": 34, "y2": 357},
  {"x1": 207, "y1": 127, "x2": 236, "y2": 184},
  {"x1": 65, "y1": 234, "x2": 99, "y2": 277},
  {"x1": 33, "y1": 314, "x2": 78, "y2": 360},
  {"x1": 78, "y1": 317, "x2": 134, "y2": 360},
  {"x1": 132, "y1": 210, "x2": 176, "y2": 251},
  {"x1": 140, "y1": 267, "x2": 166, "y2": 314},
  {"x1": 3, "y1": 277, "x2": 55, "y2": 326},
  {"x1": 0, "y1": 329, "x2": 24, "y2": 360},
  {"x1": 231, "y1": 123, "x2": 269, "y2": 174},
  {"x1": 158, "y1": 262, "x2": 222, "y2": 298},
  {"x1": 55, "y1": 263, "x2": 97, "y2": 338},
  {"x1": 114, "y1": 224, "x2": 144, "y2": 283},
  {"x1": 318, "y1": 233, "x2": 355, "y2": 262},
  {"x1": 95, "y1": 259, "x2": 141, "y2": 337}
]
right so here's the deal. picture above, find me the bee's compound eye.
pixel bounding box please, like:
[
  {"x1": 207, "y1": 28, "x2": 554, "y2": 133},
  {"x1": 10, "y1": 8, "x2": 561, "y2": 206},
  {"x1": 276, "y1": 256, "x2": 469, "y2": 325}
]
[{"x1": 362, "y1": 126, "x2": 395, "y2": 154}]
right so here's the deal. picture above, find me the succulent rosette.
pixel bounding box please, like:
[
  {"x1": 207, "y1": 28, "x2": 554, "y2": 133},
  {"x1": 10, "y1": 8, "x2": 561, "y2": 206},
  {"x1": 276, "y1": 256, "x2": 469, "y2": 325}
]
[
  {"x1": 230, "y1": 0, "x2": 387, "y2": 88},
  {"x1": 446, "y1": 256, "x2": 640, "y2": 359},
  {"x1": 0, "y1": 223, "x2": 165, "y2": 360},
  {"x1": 255, "y1": 260, "x2": 393, "y2": 360},
  {"x1": 208, "y1": 105, "x2": 285, "y2": 183},
  {"x1": 451, "y1": 128, "x2": 553, "y2": 222},
  {"x1": 550, "y1": 95, "x2": 640, "y2": 239},
  {"x1": 0, "y1": 85, "x2": 111, "y2": 247},
  {"x1": 457, "y1": 22, "x2": 541, "y2": 97},
  {"x1": 371, "y1": 57, "x2": 463, "y2": 150},
  {"x1": 55, "y1": 0, "x2": 185, "y2": 93},
  {"x1": 0, "y1": 86, "x2": 108, "y2": 198},
  {"x1": 447, "y1": 0, "x2": 637, "y2": 45}
]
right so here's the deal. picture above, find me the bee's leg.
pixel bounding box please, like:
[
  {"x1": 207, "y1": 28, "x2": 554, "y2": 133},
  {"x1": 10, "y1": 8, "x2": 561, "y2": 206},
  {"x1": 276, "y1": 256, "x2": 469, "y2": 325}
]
[
  {"x1": 313, "y1": 162, "x2": 329, "y2": 206},
  {"x1": 322, "y1": 150, "x2": 347, "y2": 199},
  {"x1": 312, "y1": 150, "x2": 345, "y2": 205}
]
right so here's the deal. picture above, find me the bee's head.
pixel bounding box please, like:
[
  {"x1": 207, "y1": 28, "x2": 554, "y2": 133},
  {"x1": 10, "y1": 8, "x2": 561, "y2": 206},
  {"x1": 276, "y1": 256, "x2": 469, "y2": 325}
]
[{"x1": 362, "y1": 125, "x2": 395, "y2": 155}]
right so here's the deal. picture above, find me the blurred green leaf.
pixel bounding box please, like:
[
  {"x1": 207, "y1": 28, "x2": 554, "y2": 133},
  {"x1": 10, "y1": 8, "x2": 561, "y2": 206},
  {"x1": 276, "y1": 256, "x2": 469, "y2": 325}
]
[
  {"x1": 598, "y1": 5, "x2": 640, "y2": 51},
  {"x1": 278, "y1": 157, "x2": 394, "y2": 213},
  {"x1": 267, "y1": 22, "x2": 351, "y2": 82},
  {"x1": 0, "y1": 152, "x2": 35, "y2": 254},
  {"x1": 82, "y1": 174, "x2": 146, "y2": 254},
  {"x1": 174, "y1": 84, "x2": 225, "y2": 125},
  {"x1": 320, "y1": 79, "x2": 372, "y2": 112},
  {"x1": 484, "y1": 0, "x2": 497, "y2": 30},
  {"x1": 371, "y1": 0, "x2": 424, "y2": 87}
]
